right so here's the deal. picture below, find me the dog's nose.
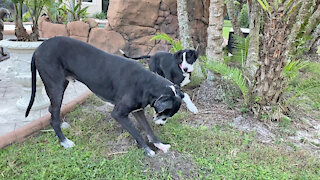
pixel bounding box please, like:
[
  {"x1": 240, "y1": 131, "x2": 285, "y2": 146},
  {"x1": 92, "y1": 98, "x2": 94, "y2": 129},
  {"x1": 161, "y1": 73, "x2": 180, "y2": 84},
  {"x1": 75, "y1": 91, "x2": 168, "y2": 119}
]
[{"x1": 183, "y1": 68, "x2": 188, "y2": 72}]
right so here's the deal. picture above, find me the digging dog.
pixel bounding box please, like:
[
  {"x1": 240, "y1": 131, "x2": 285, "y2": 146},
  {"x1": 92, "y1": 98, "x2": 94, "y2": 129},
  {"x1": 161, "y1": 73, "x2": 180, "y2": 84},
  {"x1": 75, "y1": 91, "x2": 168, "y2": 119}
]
[
  {"x1": 120, "y1": 49, "x2": 199, "y2": 114},
  {"x1": 25, "y1": 36, "x2": 186, "y2": 157}
]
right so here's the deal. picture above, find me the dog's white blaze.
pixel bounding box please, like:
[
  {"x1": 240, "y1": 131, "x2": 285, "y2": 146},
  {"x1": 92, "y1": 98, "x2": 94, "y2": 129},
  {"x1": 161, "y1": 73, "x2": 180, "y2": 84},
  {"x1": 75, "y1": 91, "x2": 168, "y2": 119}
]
[
  {"x1": 60, "y1": 138, "x2": 75, "y2": 149},
  {"x1": 183, "y1": 93, "x2": 198, "y2": 114},
  {"x1": 154, "y1": 142, "x2": 171, "y2": 153},
  {"x1": 169, "y1": 85, "x2": 178, "y2": 97},
  {"x1": 181, "y1": 52, "x2": 194, "y2": 73},
  {"x1": 180, "y1": 73, "x2": 191, "y2": 87}
]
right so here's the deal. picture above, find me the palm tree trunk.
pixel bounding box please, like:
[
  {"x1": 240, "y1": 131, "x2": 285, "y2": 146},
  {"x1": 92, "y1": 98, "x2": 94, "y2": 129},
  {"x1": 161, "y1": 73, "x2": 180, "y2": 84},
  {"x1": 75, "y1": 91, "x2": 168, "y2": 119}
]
[
  {"x1": 226, "y1": 0, "x2": 242, "y2": 37},
  {"x1": 252, "y1": 10, "x2": 289, "y2": 119},
  {"x1": 245, "y1": 0, "x2": 261, "y2": 82},
  {"x1": 206, "y1": 0, "x2": 224, "y2": 61}
]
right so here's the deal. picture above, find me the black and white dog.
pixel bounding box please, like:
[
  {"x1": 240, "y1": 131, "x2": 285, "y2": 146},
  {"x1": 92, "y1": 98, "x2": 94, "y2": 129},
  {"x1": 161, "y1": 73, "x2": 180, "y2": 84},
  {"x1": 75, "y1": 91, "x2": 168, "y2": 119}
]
[
  {"x1": 25, "y1": 36, "x2": 186, "y2": 157},
  {"x1": 119, "y1": 49, "x2": 199, "y2": 114}
]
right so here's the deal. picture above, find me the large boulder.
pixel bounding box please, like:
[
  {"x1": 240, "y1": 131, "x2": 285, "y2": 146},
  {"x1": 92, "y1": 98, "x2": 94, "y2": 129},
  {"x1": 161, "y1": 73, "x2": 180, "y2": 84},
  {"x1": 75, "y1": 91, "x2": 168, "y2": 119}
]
[
  {"x1": 88, "y1": 28, "x2": 126, "y2": 54},
  {"x1": 67, "y1": 21, "x2": 90, "y2": 42},
  {"x1": 38, "y1": 17, "x2": 68, "y2": 38},
  {"x1": 107, "y1": 0, "x2": 161, "y2": 29}
]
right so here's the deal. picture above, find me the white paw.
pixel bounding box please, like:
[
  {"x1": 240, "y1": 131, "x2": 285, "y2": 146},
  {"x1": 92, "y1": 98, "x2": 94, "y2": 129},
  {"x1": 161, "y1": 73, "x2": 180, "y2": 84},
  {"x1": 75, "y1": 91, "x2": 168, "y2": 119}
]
[
  {"x1": 60, "y1": 138, "x2": 75, "y2": 149},
  {"x1": 187, "y1": 103, "x2": 198, "y2": 114},
  {"x1": 145, "y1": 147, "x2": 156, "y2": 157},
  {"x1": 154, "y1": 142, "x2": 171, "y2": 153}
]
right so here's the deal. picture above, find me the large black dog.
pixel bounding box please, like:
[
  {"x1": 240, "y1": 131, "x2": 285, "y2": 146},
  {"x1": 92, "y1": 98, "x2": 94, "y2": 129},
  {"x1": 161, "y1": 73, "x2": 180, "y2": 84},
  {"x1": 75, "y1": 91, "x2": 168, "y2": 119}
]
[
  {"x1": 120, "y1": 49, "x2": 199, "y2": 114},
  {"x1": 25, "y1": 36, "x2": 185, "y2": 157}
]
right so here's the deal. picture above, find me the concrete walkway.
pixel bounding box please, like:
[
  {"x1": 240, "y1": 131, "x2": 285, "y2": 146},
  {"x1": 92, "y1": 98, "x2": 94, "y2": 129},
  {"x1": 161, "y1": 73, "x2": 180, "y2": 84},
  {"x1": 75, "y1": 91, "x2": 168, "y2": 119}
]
[{"x1": 0, "y1": 35, "x2": 89, "y2": 136}]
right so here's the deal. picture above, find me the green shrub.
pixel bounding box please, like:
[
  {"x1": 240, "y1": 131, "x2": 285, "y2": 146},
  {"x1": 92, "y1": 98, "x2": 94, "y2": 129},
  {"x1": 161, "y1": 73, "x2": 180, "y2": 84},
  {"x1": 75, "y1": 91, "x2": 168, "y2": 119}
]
[
  {"x1": 238, "y1": 3, "x2": 249, "y2": 28},
  {"x1": 93, "y1": 12, "x2": 107, "y2": 19}
]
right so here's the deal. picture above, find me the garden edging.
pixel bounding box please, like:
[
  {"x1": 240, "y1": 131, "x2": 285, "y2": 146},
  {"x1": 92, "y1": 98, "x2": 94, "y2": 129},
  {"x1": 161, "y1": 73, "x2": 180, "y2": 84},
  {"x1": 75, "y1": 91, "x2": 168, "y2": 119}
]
[{"x1": 0, "y1": 90, "x2": 93, "y2": 149}]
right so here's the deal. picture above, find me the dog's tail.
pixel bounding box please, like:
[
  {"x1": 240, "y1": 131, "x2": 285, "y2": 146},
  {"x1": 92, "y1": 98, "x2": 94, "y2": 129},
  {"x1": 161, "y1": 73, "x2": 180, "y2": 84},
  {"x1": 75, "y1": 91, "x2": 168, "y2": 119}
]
[
  {"x1": 25, "y1": 54, "x2": 37, "y2": 117},
  {"x1": 119, "y1": 49, "x2": 151, "y2": 60}
]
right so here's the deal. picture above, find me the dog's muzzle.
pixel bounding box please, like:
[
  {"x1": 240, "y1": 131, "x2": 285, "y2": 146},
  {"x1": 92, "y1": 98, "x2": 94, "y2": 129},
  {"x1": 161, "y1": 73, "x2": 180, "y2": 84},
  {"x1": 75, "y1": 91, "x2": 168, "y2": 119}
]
[{"x1": 153, "y1": 114, "x2": 167, "y2": 125}]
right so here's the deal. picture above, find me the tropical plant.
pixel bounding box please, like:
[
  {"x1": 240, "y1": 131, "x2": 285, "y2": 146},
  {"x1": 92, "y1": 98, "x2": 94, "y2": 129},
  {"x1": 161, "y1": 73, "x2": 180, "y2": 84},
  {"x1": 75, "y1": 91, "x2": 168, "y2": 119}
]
[
  {"x1": 206, "y1": 59, "x2": 249, "y2": 105},
  {"x1": 44, "y1": 0, "x2": 65, "y2": 23},
  {"x1": 231, "y1": 35, "x2": 250, "y2": 68},
  {"x1": 7, "y1": 0, "x2": 46, "y2": 41},
  {"x1": 238, "y1": 3, "x2": 249, "y2": 28},
  {"x1": 61, "y1": 0, "x2": 88, "y2": 21},
  {"x1": 150, "y1": 33, "x2": 183, "y2": 53}
]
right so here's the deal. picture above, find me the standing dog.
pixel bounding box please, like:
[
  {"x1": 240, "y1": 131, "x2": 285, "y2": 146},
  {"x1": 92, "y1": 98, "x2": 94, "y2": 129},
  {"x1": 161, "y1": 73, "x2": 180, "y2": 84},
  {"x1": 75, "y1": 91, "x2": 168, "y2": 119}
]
[
  {"x1": 25, "y1": 36, "x2": 185, "y2": 157},
  {"x1": 120, "y1": 49, "x2": 199, "y2": 114}
]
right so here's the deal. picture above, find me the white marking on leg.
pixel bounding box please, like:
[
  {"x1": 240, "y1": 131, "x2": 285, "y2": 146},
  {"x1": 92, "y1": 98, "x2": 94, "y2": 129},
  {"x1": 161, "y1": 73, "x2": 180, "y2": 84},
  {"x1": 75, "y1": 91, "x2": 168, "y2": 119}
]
[
  {"x1": 60, "y1": 138, "x2": 75, "y2": 149},
  {"x1": 183, "y1": 93, "x2": 198, "y2": 114},
  {"x1": 154, "y1": 142, "x2": 171, "y2": 153},
  {"x1": 180, "y1": 73, "x2": 191, "y2": 87}
]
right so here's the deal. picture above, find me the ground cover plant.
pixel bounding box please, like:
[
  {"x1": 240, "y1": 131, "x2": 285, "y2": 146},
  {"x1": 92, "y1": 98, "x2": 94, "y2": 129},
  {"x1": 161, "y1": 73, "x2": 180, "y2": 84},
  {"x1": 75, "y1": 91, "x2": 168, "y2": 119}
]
[{"x1": 1, "y1": 95, "x2": 320, "y2": 179}]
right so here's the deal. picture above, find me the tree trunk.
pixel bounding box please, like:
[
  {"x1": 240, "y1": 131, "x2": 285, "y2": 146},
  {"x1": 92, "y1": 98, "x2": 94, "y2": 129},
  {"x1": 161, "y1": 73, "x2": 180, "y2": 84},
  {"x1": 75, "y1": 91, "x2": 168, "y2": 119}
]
[
  {"x1": 226, "y1": 0, "x2": 242, "y2": 37},
  {"x1": 14, "y1": 3, "x2": 29, "y2": 41},
  {"x1": 206, "y1": 0, "x2": 224, "y2": 61},
  {"x1": 177, "y1": 0, "x2": 194, "y2": 49},
  {"x1": 286, "y1": 0, "x2": 312, "y2": 60},
  {"x1": 245, "y1": 0, "x2": 261, "y2": 83},
  {"x1": 252, "y1": 11, "x2": 289, "y2": 120},
  {"x1": 177, "y1": 0, "x2": 205, "y2": 84}
]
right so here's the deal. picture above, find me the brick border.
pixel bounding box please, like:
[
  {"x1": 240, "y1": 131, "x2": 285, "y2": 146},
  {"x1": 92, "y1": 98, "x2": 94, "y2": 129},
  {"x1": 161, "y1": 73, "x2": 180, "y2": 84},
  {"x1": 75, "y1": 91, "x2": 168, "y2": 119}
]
[{"x1": 0, "y1": 90, "x2": 93, "y2": 149}]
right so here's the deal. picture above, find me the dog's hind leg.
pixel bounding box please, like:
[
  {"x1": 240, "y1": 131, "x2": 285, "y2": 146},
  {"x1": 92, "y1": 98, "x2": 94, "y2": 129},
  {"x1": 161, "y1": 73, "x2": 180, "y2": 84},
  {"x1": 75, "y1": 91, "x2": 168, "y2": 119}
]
[
  {"x1": 132, "y1": 110, "x2": 171, "y2": 153},
  {"x1": 43, "y1": 77, "x2": 74, "y2": 148},
  {"x1": 111, "y1": 103, "x2": 155, "y2": 157}
]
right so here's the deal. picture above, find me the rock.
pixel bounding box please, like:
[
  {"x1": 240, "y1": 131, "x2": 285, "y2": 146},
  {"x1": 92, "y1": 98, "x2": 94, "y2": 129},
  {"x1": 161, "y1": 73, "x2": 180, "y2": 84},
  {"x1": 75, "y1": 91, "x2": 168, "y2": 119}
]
[
  {"x1": 132, "y1": 35, "x2": 156, "y2": 47},
  {"x1": 88, "y1": 28, "x2": 126, "y2": 54},
  {"x1": 85, "y1": 18, "x2": 98, "y2": 28},
  {"x1": 107, "y1": 0, "x2": 161, "y2": 28},
  {"x1": 118, "y1": 25, "x2": 156, "y2": 40},
  {"x1": 67, "y1": 21, "x2": 90, "y2": 42},
  {"x1": 39, "y1": 20, "x2": 68, "y2": 39}
]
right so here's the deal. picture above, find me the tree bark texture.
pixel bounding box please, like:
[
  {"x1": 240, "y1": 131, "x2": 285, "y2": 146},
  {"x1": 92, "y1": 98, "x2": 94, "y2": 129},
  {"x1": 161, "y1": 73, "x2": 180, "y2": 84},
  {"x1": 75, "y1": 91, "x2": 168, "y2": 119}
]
[
  {"x1": 245, "y1": 0, "x2": 261, "y2": 83},
  {"x1": 206, "y1": 0, "x2": 224, "y2": 61},
  {"x1": 252, "y1": 11, "x2": 290, "y2": 119},
  {"x1": 286, "y1": 0, "x2": 312, "y2": 60},
  {"x1": 226, "y1": 0, "x2": 242, "y2": 37},
  {"x1": 177, "y1": 0, "x2": 194, "y2": 49}
]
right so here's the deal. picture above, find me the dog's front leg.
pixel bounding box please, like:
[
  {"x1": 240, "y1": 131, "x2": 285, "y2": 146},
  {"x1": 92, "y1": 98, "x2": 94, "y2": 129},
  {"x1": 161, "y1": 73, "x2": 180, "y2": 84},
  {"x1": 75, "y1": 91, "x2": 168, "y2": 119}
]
[
  {"x1": 183, "y1": 93, "x2": 198, "y2": 114},
  {"x1": 132, "y1": 109, "x2": 171, "y2": 153},
  {"x1": 111, "y1": 105, "x2": 155, "y2": 157}
]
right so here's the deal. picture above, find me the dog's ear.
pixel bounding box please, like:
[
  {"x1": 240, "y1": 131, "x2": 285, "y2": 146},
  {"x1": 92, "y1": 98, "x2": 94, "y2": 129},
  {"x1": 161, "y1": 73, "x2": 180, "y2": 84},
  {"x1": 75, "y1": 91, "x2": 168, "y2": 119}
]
[
  {"x1": 193, "y1": 50, "x2": 199, "y2": 60},
  {"x1": 174, "y1": 50, "x2": 184, "y2": 64},
  {"x1": 154, "y1": 95, "x2": 173, "y2": 113}
]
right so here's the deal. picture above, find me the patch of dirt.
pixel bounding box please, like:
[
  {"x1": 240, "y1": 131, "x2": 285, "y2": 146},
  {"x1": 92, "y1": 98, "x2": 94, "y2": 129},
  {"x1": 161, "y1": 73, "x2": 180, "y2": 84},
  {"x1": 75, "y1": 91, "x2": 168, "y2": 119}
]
[{"x1": 142, "y1": 150, "x2": 200, "y2": 179}]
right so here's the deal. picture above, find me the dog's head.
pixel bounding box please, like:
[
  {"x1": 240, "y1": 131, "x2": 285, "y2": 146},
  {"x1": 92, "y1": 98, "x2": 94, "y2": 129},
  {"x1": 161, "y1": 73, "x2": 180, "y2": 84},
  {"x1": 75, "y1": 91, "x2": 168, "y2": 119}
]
[
  {"x1": 174, "y1": 49, "x2": 199, "y2": 73},
  {"x1": 152, "y1": 85, "x2": 184, "y2": 125}
]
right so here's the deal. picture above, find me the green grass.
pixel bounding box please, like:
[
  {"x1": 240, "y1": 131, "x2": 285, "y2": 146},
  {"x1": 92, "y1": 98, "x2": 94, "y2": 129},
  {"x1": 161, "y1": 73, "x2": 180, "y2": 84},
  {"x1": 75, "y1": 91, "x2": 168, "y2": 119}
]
[
  {"x1": 1, "y1": 96, "x2": 320, "y2": 179},
  {"x1": 223, "y1": 20, "x2": 232, "y2": 39}
]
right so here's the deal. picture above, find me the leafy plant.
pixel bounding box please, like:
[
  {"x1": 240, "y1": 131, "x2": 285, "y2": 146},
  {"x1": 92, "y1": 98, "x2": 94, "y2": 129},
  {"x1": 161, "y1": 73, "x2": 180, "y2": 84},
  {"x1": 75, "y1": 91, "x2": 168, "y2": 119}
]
[
  {"x1": 61, "y1": 1, "x2": 89, "y2": 21},
  {"x1": 282, "y1": 60, "x2": 308, "y2": 81},
  {"x1": 206, "y1": 60, "x2": 249, "y2": 105},
  {"x1": 44, "y1": 0, "x2": 66, "y2": 23},
  {"x1": 238, "y1": 3, "x2": 249, "y2": 28},
  {"x1": 7, "y1": 0, "x2": 46, "y2": 41},
  {"x1": 150, "y1": 33, "x2": 183, "y2": 53},
  {"x1": 93, "y1": 12, "x2": 106, "y2": 19},
  {"x1": 231, "y1": 34, "x2": 250, "y2": 68}
]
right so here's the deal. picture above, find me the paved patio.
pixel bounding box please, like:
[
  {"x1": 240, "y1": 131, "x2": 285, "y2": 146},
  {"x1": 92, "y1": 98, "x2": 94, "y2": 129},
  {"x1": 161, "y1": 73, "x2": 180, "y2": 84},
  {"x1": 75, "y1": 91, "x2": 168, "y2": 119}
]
[{"x1": 0, "y1": 35, "x2": 89, "y2": 136}]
